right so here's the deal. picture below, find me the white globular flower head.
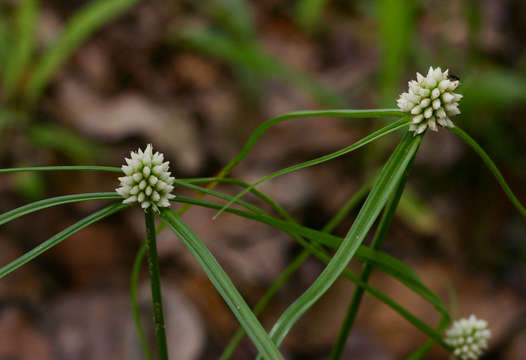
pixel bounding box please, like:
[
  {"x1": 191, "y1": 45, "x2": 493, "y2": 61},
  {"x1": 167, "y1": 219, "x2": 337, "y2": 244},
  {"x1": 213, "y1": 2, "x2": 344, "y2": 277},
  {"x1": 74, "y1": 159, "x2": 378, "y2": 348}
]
[
  {"x1": 397, "y1": 66, "x2": 463, "y2": 135},
  {"x1": 116, "y1": 144, "x2": 175, "y2": 212},
  {"x1": 445, "y1": 315, "x2": 491, "y2": 360}
]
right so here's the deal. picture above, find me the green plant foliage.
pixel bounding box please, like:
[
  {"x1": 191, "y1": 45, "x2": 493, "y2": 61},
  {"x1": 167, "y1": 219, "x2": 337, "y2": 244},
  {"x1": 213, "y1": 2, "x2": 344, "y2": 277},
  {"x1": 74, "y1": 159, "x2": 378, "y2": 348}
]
[
  {"x1": 377, "y1": 0, "x2": 418, "y2": 105},
  {"x1": 255, "y1": 132, "x2": 422, "y2": 358},
  {"x1": 214, "y1": 116, "x2": 409, "y2": 219},
  {"x1": 160, "y1": 210, "x2": 285, "y2": 360},
  {"x1": 2, "y1": 0, "x2": 38, "y2": 100},
  {"x1": 29, "y1": 124, "x2": 104, "y2": 163},
  {"x1": 25, "y1": 0, "x2": 139, "y2": 102},
  {"x1": 295, "y1": 0, "x2": 330, "y2": 32},
  {"x1": 0, "y1": 202, "x2": 127, "y2": 279}
]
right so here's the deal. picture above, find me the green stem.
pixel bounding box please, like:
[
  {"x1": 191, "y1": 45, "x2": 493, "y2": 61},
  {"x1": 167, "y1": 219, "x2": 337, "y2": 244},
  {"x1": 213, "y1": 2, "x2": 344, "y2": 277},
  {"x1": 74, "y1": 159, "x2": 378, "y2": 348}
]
[
  {"x1": 130, "y1": 243, "x2": 154, "y2": 360},
  {"x1": 144, "y1": 209, "x2": 169, "y2": 360},
  {"x1": 330, "y1": 154, "x2": 415, "y2": 360}
]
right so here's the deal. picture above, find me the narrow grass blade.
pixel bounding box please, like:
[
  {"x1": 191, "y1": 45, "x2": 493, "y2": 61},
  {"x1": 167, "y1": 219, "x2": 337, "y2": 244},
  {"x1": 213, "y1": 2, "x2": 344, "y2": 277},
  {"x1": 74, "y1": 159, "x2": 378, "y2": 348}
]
[
  {"x1": 0, "y1": 165, "x2": 122, "y2": 173},
  {"x1": 450, "y1": 126, "x2": 526, "y2": 218},
  {"x1": 0, "y1": 202, "x2": 128, "y2": 279},
  {"x1": 255, "y1": 132, "x2": 422, "y2": 355},
  {"x1": 330, "y1": 151, "x2": 416, "y2": 360},
  {"x1": 168, "y1": 195, "x2": 450, "y2": 350},
  {"x1": 3, "y1": 0, "x2": 38, "y2": 100},
  {"x1": 217, "y1": 108, "x2": 405, "y2": 179},
  {"x1": 25, "y1": 0, "x2": 139, "y2": 102},
  {"x1": 129, "y1": 242, "x2": 154, "y2": 360},
  {"x1": 214, "y1": 117, "x2": 410, "y2": 219},
  {"x1": 0, "y1": 192, "x2": 121, "y2": 226},
  {"x1": 160, "y1": 210, "x2": 285, "y2": 360},
  {"x1": 220, "y1": 176, "x2": 373, "y2": 359}
]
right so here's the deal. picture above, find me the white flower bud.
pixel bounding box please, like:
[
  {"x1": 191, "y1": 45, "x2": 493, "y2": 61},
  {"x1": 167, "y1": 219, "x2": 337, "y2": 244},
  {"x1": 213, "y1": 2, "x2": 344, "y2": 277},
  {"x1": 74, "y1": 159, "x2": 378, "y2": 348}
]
[
  {"x1": 116, "y1": 144, "x2": 176, "y2": 212},
  {"x1": 445, "y1": 315, "x2": 491, "y2": 360},
  {"x1": 397, "y1": 66, "x2": 462, "y2": 135}
]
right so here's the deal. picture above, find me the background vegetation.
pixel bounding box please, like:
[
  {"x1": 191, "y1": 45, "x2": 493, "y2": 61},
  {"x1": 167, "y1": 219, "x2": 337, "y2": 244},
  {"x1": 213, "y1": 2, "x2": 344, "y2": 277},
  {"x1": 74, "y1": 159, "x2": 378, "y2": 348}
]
[{"x1": 0, "y1": 0, "x2": 525, "y2": 359}]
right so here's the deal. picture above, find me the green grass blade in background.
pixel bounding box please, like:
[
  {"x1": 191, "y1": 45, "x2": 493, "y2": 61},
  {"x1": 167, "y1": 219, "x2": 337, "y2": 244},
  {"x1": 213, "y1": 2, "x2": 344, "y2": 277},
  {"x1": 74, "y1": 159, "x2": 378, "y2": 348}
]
[
  {"x1": 450, "y1": 126, "x2": 526, "y2": 218},
  {"x1": 214, "y1": 117, "x2": 410, "y2": 219},
  {"x1": 160, "y1": 210, "x2": 285, "y2": 360},
  {"x1": 0, "y1": 165, "x2": 122, "y2": 173},
  {"x1": 377, "y1": 0, "x2": 417, "y2": 105},
  {"x1": 208, "y1": 0, "x2": 255, "y2": 41},
  {"x1": 29, "y1": 124, "x2": 104, "y2": 163},
  {"x1": 3, "y1": 0, "x2": 38, "y2": 100},
  {"x1": 0, "y1": 202, "x2": 128, "y2": 279},
  {"x1": 295, "y1": 0, "x2": 329, "y2": 32},
  {"x1": 177, "y1": 29, "x2": 344, "y2": 106},
  {"x1": 256, "y1": 132, "x2": 422, "y2": 356},
  {"x1": 0, "y1": 192, "x2": 121, "y2": 226},
  {"x1": 25, "y1": 0, "x2": 139, "y2": 102},
  {"x1": 0, "y1": 12, "x2": 10, "y2": 69}
]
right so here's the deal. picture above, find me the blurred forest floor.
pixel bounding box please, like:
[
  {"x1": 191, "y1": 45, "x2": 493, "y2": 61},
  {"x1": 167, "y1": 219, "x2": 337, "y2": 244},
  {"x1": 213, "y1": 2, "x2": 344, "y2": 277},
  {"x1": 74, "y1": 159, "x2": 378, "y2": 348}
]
[{"x1": 0, "y1": 0, "x2": 525, "y2": 359}]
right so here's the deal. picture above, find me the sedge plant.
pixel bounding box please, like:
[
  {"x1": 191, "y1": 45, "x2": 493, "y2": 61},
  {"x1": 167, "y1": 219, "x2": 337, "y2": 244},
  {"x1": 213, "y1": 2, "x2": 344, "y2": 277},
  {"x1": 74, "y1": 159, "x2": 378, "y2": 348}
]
[{"x1": 0, "y1": 66, "x2": 524, "y2": 359}]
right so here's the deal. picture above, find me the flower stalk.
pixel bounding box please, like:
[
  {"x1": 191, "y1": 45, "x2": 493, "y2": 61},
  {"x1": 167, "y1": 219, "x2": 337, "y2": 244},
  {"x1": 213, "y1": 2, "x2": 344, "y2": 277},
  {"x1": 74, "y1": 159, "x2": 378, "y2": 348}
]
[{"x1": 144, "y1": 208, "x2": 169, "y2": 360}]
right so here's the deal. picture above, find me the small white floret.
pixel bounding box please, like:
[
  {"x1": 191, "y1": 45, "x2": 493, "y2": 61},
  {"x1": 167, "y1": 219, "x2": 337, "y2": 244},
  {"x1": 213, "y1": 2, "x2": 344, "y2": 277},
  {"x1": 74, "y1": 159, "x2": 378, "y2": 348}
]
[
  {"x1": 116, "y1": 144, "x2": 175, "y2": 212},
  {"x1": 445, "y1": 315, "x2": 491, "y2": 360},
  {"x1": 397, "y1": 66, "x2": 463, "y2": 135}
]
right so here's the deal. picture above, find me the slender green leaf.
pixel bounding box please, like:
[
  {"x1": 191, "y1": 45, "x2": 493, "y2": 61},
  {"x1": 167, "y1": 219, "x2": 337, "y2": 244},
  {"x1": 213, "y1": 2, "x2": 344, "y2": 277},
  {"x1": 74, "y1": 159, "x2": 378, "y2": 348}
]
[
  {"x1": 160, "y1": 210, "x2": 284, "y2": 360},
  {"x1": 450, "y1": 126, "x2": 526, "y2": 218},
  {"x1": 0, "y1": 202, "x2": 127, "y2": 279},
  {"x1": 0, "y1": 165, "x2": 122, "y2": 173},
  {"x1": 3, "y1": 0, "x2": 38, "y2": 99},
  {"x1": 217, "y1": 108, "x2": 405, "y2": 179},
  {"x1": 330, "y1": 150, "x2": 417, "y2": 359},
  {"x1": 25, "y1": 0, "x2": 139, "y2": 102},
  {"x1": 256, "y1": 132, "x2": 422, "y2": 356},
  {"x1": 0, "y1": 192, "x2": 121, "y2": 226},
  {"x1": 220, "y1": 176, "x2": 373, "y2": 359},
  {"x1": 171, "y1": 193, "x2": 449, "y2": 324},
  {"x1": 214, "y1": 117, "x2": 410, "y2": 219}
]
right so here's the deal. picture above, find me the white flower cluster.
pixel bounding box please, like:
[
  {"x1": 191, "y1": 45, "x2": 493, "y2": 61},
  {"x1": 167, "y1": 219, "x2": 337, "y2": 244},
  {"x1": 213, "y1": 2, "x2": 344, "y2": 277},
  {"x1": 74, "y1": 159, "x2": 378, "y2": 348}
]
[
  {"x1": 116, "y1": 144, "x2": 175, "y2": 212},
  {"x1": 445, "y1": 315, "x2": 491, "y2": 360},
  {"x1": 397, "y1": 66, "x2": 462, "y2": 135}
]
